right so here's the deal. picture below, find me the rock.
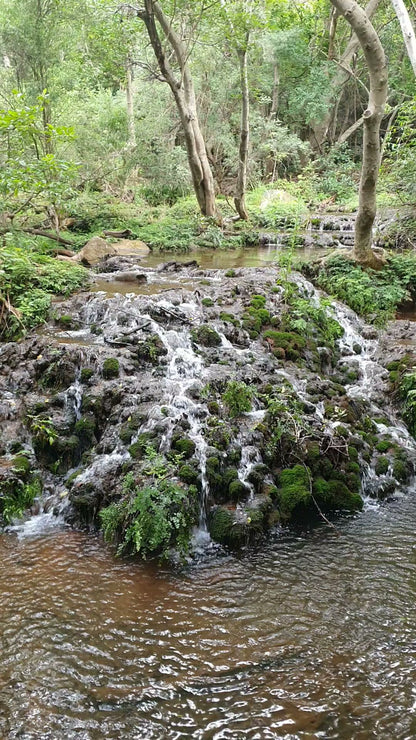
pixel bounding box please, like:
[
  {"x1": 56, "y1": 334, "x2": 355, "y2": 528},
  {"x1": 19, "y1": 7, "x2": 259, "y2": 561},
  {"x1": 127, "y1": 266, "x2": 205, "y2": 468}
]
[
  {"x1": 113, "y1": 272, "x2": 147, "y2": 283},
  {"x1": 110, "y1": 239, "x2": 150, "y2": 258},
  {"x1": 76, "y1": 237, "x2": 116, "y2": 266}
]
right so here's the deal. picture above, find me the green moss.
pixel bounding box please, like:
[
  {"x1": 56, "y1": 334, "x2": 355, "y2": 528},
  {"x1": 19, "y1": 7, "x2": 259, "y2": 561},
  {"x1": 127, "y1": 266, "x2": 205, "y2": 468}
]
[
  {"x1": 128, "y1": 432, "x2": 155, "y2": 459},
  {"x1": 191, "y1": 324, "x2": 222, "y2": 347},
  {"x1": 102, "y1": 358, "x2": 119, "y2": 379},
  {"x1": 229, "y1": 479, "x2": 250, "y2": 502},
  {"x1": 11, "y1": 455, "x2": 31, "y2": 478},
  {"x1": 348, "y1": 445, "x2": 359, "y2": 461},
  {"x1": 172, "y1": 436, "x2": 196, "y2": 458},
  {"x1": 225, "y1": 269, "x2": 236, "y2": 277},
  {"x1": 375, "y1": 456, "x2": 389, "y2": 476},
  {"x1": 74, "y1": 416, "x2": 96, "y2": 447},
  {"x1": 220, "y1": 311, "x2": 240, "y2": 326},
  {"x1": 376, "y1": 439, "x2": 392, "y2": 453},
  {"x1": 201, "y1": 298, "x2": 214, "y2": 307},
  {"x1": 313, "y1": 478, "x2": 363, "y2": 512},
  {"x1": 276, "y1": 465, "x2": 311, "y2": 519},
  {"x1": 80, "y1": 367, "x2": 94, "y2": 382},
  {"x1": 178, "y1": 463, "x2": 199, "y2": 485},
  {"x1": 262, "y1": 330, "x2": 306, "y2": 351},
  {"x1": 393, "y1": 458, "x2": 410, "y2": 482},
  {"x1": 207, "y1": 401, "x2": 220, "y2": 415},
  {"x1": 250, "y1": 295, "x2": 266, "y2": 309}
]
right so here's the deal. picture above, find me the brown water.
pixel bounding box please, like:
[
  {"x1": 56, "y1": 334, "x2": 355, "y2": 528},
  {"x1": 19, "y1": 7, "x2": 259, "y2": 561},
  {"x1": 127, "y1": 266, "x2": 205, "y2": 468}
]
[
  {"x1": 2, "y1": 495, "x2": 416, "y2": 739},
  {"x1": 140, "y1": 245, "x2": 328, "y2": 271}
]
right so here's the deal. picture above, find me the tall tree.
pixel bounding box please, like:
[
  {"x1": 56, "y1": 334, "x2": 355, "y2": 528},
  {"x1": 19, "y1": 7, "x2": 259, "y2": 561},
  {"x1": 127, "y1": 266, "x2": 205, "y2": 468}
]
[
  {"x1": 123, "y1": 1, "x2": 217, "y2": 217},
  {"x1": 330, "y1": 0, "x2": 388, "y2": 265}
]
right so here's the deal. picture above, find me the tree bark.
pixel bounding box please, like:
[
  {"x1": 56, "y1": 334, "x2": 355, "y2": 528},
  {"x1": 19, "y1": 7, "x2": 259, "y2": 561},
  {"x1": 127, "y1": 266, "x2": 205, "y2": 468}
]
[
  {"x1": 136, "y1": 0, "x2": 217, "y2": 218},
  {"x1": 234, "y1": 34, "x2": 250, "y2": 221},
  {"x1": 270, "y1": 62, "x2": 279, "y2": 118},
  {"x1": 390, "y1": 0, "x2": 416, "y2": 76},
  {"x1": 312, "y1": 0, "x2": 382, "y2": 150},
  {"x1": 330, "y1": 0, "x2": 388, "y2": 264},
  {"x1": 126, "y1": 59, "x2": 136, "y2": 147}
]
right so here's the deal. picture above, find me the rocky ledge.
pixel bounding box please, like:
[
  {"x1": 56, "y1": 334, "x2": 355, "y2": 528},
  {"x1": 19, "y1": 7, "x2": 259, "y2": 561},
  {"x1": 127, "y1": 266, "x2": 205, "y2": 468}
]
[{"x1": 0, "y1": 263, "x2": 415, "y2": 558}]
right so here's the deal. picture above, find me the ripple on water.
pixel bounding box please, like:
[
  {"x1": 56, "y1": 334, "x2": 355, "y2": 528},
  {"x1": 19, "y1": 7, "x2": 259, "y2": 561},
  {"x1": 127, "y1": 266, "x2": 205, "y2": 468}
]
[{"x1": 2, "y1": 496, "x2": 416, "y2": 738}]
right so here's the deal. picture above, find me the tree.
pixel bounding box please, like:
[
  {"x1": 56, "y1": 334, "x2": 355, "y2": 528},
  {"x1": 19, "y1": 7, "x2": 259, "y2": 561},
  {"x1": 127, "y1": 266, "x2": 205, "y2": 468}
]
[
  {"x1": 330, "y1": 0, "x2": 388, "y2": 265},
  {"x1": 123, "y1": 1, "x2": 217, "y2": 218},
  {"x1": 312, "y1": 0, "x2": 382, "y2": 151},
  {"x1": 390, "y1": 0, "x2": 416, "y2": 78}
]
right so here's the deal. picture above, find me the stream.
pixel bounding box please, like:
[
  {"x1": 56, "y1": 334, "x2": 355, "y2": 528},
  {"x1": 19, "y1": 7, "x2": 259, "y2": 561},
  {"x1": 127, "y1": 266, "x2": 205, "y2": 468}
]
[{"x1": 1, "y1": 247, "x2": 416, "y2": 739}]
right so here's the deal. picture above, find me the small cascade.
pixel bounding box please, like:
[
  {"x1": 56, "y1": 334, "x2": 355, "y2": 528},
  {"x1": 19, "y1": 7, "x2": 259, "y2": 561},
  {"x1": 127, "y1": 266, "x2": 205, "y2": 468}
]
[{"x1": 64, "y1": 376, "x2": 83, "y2": 421}]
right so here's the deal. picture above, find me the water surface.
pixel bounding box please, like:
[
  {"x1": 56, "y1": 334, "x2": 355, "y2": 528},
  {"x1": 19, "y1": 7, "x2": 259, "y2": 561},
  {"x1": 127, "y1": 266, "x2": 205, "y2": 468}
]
[{"x1": 2, "y1": 496, "x2": 416, "y2": 739}]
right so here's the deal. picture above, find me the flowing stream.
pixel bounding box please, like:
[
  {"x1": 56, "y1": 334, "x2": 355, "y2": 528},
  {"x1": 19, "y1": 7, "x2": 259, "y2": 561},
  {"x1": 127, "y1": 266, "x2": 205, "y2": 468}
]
[{"x1": 2, "y1": 253, "x2": 416, "y2": 738}]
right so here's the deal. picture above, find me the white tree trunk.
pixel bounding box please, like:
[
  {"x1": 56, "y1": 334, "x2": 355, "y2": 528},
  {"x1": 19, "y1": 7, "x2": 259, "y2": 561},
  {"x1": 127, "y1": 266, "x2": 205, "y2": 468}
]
[
  {"x1": 126, "y1": 60, "x2": 136, "y2": 148},
  {"x1": 234, "y1": 35, "x2": 250, "y2": 221},
  {"x1": 390, "y1": 0, "x2": 416, "y2": 77}
]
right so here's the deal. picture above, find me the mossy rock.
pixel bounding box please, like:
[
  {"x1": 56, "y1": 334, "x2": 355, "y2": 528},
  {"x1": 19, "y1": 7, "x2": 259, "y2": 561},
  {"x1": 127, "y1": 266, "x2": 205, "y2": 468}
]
[
  {"x1": 136, "y1": 334, "x2": 168, "y2": 363},
  {"x1": 207, "y1": 401, "x2": 220, "y2": 415},
  {"x1": 11, "y1": 455, "x2": 31, "y2": 479},
  {"x1": 80, "y1": 367, "x2": 94, "y2": 383},
  {"x1": 172, "y1": 436, "x2": 196, "y2": 459},
  {"x1": 191, "y1": 324, "x2": 222, "y2": 347},
  {"x1": 262, "y1": 330, "x2": 306, "y2": 352},
  {"x1": 250, "y1": 295, "x2": 266, "y2": 309},
  {"x1": 393, "y1": 457, "x2": 411, "y2": 483},
  {"x1": 220, "y1": 312, "x2": 240, "y2": 326},
  {"x1": 102, "y1": 358, "x2": 119, "y2": 379},
  {"x1": 375, "y1": 456, "x2": 389, "y2": 476},
  {"x1": 376, "y1": 439, "x2": 392, "y2": 453},
  {"x1": 276, "y1": 465, "x2": 311, "y2": 519},
  {"x1": 74, "y1": 416, "x2": 96, "y2": 449},
  {"x1": 229, "y1": 479, "x2": 251, "y2": 502},
  {"x1": 225, "y1": 269, "x2": 236, "y2": 277},
  {"x1": 202, "y1": 297, "x2": 214, "y2": 307},
  {"x1": 247, "y1": 464, "x2": 270, "y2": 492},
  {"x1": 208, "y1": 505, "x2": 266, "y2": 548},
  {"x1": 178, "y1": 463, "x2": 199, "y2": 485},
  {"x1": 313, "y1": 477, "x2": 363, "y2": 512},
  {"x1": 128, "y1": 432, "x2": 156, "y2": 459}
]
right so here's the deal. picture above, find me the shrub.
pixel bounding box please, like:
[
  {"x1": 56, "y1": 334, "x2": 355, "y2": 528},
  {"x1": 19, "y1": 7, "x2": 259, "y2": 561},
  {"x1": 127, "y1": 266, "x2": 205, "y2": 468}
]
[{"x1": 223, "y1": 381, "x2": 254, "y2": 417}]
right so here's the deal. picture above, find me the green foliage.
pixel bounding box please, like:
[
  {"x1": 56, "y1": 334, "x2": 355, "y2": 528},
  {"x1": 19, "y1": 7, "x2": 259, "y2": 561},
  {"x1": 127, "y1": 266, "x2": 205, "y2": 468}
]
[
  {"x1": 100, "y1": 477, "x2": 197, "y2": 561},
  {"x1": 223, "y1": 380, "x2": 254, "y2": 417},
  {"x1": 0, "y1": 93, "x2": 78, "y2": 226},
  {"x1": 1, "y1": 478, "x2": 41, "y2": 524},
  {"x1": 306, "y1": 256, "x2": 410, "y2": 325},
  {"x1": 0, "y1": 244, "x2": 87, "y2": 339},
  {"x1": 27, "y1": 415, "x2": 58, "y2": 447},
  {"x1": 102, "y1": 358, "x2": 119, "y2": 379}
]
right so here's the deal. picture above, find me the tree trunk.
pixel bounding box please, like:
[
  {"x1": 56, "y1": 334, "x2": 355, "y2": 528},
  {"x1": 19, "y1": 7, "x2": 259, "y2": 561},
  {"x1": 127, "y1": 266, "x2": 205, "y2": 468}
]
[
  {"x1": 270, "y1": 63, "x2": 279, "y2": 118},
  {"x1": 312, "y1": 0, "x2": 382, "y2": 150},
  {"x1": 137, "y1": 0, "x2": 217, "y2": 218},
  {"x1": 234, "y1": 36, "x2": 250, "y2": 221},
  {"x1": 330, "y1": 0, "x2": 388, "y2": 264},
  {"x1": 390, "y1": 0, "x2": 416, "y2": 76},
  {"x1": 126, "y1": 59, "x2": 136, "y2": 147}
]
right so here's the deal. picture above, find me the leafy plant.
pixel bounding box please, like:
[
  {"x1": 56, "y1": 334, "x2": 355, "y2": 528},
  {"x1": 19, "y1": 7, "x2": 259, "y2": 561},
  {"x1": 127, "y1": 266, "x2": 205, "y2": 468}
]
[
  {"x1": 1, "y1": 478, "x2": 42, "y2": 523},
  {"x1": 223, "y1": 380, "x2": 255, "y2": 417}
]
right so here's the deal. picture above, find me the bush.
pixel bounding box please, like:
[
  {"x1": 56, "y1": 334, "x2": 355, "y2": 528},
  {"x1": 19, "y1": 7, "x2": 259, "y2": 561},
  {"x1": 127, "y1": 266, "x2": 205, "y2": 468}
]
[
  {"x1": 223, "y1": 381, "x2": 254, "y2": 417},
  {"x1": 100, "y1": 480, "x2": 197, "y2": 560}
]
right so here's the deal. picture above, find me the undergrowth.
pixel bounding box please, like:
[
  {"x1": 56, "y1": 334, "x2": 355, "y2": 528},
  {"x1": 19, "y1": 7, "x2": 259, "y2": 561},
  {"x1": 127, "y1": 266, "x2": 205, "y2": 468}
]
[
  {"x1": 0, "y1": 244, "x2": 88, "y2": 340},
  {"x1": 303, "y1": 254, "x2": 416, "y2": 324}
]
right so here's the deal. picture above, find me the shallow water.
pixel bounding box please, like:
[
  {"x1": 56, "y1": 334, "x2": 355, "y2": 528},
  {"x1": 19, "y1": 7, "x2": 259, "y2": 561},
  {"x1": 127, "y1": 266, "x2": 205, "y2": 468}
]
[{"x1": 2, "y1": 494, "x2": 416, "y2": 739}]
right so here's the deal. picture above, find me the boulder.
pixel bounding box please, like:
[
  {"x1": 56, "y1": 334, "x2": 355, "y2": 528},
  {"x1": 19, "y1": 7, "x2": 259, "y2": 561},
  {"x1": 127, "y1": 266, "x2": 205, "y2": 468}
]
[
  {"x1": 110, "y1": 239, "x2": 150, "y2": 258},
  {"x1": 76, "y1": 237, "x2": 116, "y2": 266}
]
